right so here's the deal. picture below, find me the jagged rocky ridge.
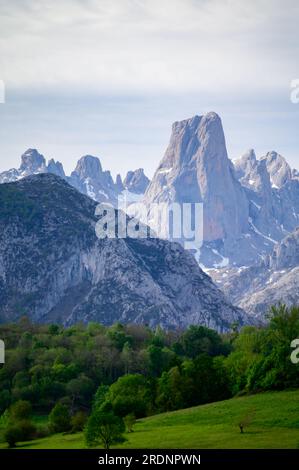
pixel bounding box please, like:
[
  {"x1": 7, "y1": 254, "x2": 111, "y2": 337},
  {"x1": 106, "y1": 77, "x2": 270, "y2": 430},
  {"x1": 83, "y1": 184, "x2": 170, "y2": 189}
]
[
  {"x1": 0, "y1": 174, "x2": 248, "y2": 331},
  {"x1": 0, "y1": 149, "x2": 150, "y2": 203}
]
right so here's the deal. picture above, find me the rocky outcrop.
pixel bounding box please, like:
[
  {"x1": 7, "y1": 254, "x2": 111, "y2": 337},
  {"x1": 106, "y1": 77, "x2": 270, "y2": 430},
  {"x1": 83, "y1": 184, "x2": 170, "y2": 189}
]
[
  {"x1": 124, "y1": 169, "x2": 150, "y2": 194},
  {"x1": 19, "y1": 149, "x2": 47, "y2": 175},
  {"x1": 270, "y1": 227, "x2": 299, "y2": 270},
  {"x1": 234, "y1": 149, "x2": 299, "y2": 244},
  {"x1": 0, "y1": 173, "x2": 248, "y2": 331},
  {"x1": 0, "y1": 168, "x2": 19, "y2": 184},
  {"x1": 210, "y1": 228, "x2": 299, "y2": 320},
  {"x1": 115, "y1": 174, "x2": 124, "y2": 193},
  {"x1": 234, "y1": 149, "x2": 283, "y2": 242},
  {"x1": 69, "y1": 155, "x2": 117, "y2": 203},
  {"x1": 0, "y1": 148, "x2": 65, "y2": 183},
  {"x1": 263, "y1": 151, "x2": 292, "y2": 188},
  {"x1": 47, "y1": 158, "x2": 66, "y2": 179}
]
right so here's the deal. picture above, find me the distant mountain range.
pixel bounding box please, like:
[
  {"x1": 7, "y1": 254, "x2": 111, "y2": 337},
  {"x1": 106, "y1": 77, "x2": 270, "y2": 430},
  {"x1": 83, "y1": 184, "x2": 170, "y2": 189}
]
[
  {"x1": 1, "y1": 111, "x2": 298, "y2": 322},
  {"x1": 0, "y1": 148, "x2": 150, "y2": 203}
]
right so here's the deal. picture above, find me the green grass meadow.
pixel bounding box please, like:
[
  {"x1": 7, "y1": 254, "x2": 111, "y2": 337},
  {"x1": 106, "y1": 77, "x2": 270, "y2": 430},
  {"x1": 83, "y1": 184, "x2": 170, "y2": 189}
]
[{"x1": 1, "y1": 390, "x2": 299, "y2": 449}]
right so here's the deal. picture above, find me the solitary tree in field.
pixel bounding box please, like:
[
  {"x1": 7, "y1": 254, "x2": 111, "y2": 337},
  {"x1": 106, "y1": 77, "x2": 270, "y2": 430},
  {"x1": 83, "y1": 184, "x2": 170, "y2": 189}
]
[
  {"x1": 238, "y1": 408, "x2": 256, "y2": 434},
  {"x1": 85, "y1": 402, "x2": 125, "y2": 450}
]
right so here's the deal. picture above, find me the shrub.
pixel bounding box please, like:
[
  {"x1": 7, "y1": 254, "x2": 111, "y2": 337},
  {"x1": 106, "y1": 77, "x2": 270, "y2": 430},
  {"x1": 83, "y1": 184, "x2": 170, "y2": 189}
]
[
  {"x1": 10, "y1": 400, "x2": 32, "y2": 421},
  {"x1": 70, "y1": 411, "x2": 87, "y2": 433},
  {"x1": 123, "y1": 413, "x2": 136, "y2": 433},
  {"x1": 48, "y1": 403, "x2": 71, "y2": 433},
  {"x1": 4, "y1": 425, "x2": 23, "y2": 447},
  {"x1": 4, "y1": 420, "x2": 36, "y2": 447},
  {"x1": 35, "y1": 425, "x2": 51, "y2": 438}
]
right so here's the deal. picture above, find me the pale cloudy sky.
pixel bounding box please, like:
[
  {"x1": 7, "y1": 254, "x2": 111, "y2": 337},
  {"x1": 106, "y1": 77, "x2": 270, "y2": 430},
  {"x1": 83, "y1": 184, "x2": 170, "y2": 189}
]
[{"x1": 0, "y1": 0, "x2": 298, "y2": 178}]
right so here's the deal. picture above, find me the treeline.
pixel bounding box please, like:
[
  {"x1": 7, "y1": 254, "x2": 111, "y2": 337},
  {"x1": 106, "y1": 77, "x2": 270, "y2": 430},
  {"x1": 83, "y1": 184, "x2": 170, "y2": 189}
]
[{"x1": 0, "y1": 305, "x2": 298, "y2": 446}]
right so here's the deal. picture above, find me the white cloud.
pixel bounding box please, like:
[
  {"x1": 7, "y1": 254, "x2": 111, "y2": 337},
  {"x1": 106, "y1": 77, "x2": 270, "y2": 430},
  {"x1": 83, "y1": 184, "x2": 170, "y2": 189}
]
[{"x1": 0, "y1": 0, "x2": 298, "y2": 94}]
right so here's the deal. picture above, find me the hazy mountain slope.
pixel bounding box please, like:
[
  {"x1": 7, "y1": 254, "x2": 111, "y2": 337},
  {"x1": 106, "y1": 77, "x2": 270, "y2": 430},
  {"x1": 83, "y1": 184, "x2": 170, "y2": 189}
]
[
  {"x1": 0, "y1": 174, "x2": 248, "y2": 331},
  {"x1": 210, "y1": 228, "x2": 299, "y2": 319}
]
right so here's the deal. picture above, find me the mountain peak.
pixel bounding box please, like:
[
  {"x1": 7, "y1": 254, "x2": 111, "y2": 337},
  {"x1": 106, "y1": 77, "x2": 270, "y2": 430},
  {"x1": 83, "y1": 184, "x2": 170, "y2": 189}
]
[
  {"x1": 144, "y1": 110, "x2": 249, "y2": 247},
  {"x1": 172, "y1": 112, "x2": 221, "y2": 134},
  {"x1": 115, "y1": 173, "x2": 124, "y2": 192},
  {"x1": 19, "y1": 149, "x2": 46, "y2": 174},
  {"x1": 47, "y1": 158, "x2": 66, "y2": 178},
  {"x1": 124, "y1": 168, "x2": 150, "y2": 194},
  {"x1": 72, "y1": 155, "x2": 103, "y2": 179},
  {"x1": 262, "y1": 151, "x2": 292, "y2": 188}
]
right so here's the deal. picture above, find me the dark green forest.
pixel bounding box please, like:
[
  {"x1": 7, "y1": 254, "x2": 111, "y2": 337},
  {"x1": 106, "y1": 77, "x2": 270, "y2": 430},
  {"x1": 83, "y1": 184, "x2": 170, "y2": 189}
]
[{"x1": 0, "y1": 305, "x2": 298, "y2": 447}]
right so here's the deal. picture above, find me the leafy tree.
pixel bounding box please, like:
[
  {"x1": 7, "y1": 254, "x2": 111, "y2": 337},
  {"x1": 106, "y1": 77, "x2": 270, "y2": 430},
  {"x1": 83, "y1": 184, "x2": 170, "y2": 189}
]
[
  {"x1": 183, "y1": 354, "x2": 218, "y2": 405},
  {"x1": 85, "y1": 402, "x2": 125, "y2": 449},
  {"x1": 212, "y1": 356, "x2": 231, "y2": 401},
  {"x1": 92, "y1": 385, "x2": 109, "y2": 410},
  {"x1": 156, "y1": 366, "x2": 186, "y2": 411},
  {"x1": 48, "y1": 403, "x2": 71, "y2": 433},
  {"x1": 0, "y1": 409, "x2": 10, "y2": 430},
  {"x1": 147, "y1": 345, "x2": 177, "y2": 377},
  {"x1": 4, "y1": 420, "x2": 36, "y2": 447},
  {"x1": 4, "y1": 425, "x2": 24, "y2": 448},
  {"x1": 48, "y1": 324, "x2": 60, "y2": 335},
  {"x1": 238, "y1": 408, "x2": 256, "y2": 434},
  {"x1": 179, "y1": 325, "x2": 224, "y2": 358},
  {"x1": 121, "y1": 342, "x2": 134, "y2": 374},
  {"x1": 66, "y1": 374, "x2": 94, "y2": 409},
  {"x1": 0, "y1": 390, "x2": 10, "y2": 415},
  {"x1": 107, "y1": 374, "x2": 152, "y2": 418},
  {"x1": 228, "y1": 306, "x2": 299, "y2": 393},
  {"x1": 107, "y1": 323, "x2": 133, "y2": 351},
  {"x1": 123, "y1": 413, "x2": 136, "y2": 433},
  {"x1": 70, "y1": 411, "x2": 87, "y2": 432},
  {"x1": 10, "y1": 400, "x2": 32, "y2": 421}
]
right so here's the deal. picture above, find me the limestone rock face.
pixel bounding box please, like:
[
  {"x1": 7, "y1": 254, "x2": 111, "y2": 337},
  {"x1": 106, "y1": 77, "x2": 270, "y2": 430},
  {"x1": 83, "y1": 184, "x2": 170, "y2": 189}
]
[
  {"x1": 209, "y1": 228, "x2": 299, "y2": 320},
  {"x1": 0, "y1": 173, "x2": 249, "y2": 332},
  {"x1": 144, "y1": 113, "x2": 249, "y2": 243},
  {"x1": 263, "y1": 151, "x2": 292, "y2": 188},
  {"x1": 270, "y1": 227, "x2": 299, "y2": 270},
  {"x1": 234, "y1": 149, "x2": 299, "y2": 246}
]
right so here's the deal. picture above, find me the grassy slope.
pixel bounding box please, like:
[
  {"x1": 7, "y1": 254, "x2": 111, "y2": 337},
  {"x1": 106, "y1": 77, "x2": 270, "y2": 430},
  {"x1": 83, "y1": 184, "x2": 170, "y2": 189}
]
[{"x1": 2, "y1": 390, "x2": 299, "y2": 449}]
